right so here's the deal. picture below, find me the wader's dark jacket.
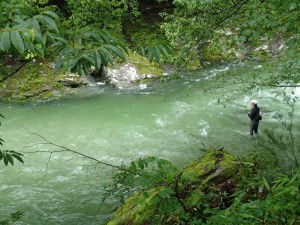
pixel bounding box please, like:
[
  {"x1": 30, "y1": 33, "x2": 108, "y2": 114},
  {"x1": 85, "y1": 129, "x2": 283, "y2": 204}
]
[{"x1": 248, "y1": 105, "x2": 260, "y2": 135}]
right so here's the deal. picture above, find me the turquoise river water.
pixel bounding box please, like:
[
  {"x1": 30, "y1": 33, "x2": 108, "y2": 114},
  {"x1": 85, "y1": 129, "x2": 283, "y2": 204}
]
[{"x1": 0, "y1": 62, "x2": 299, "y2": 224}]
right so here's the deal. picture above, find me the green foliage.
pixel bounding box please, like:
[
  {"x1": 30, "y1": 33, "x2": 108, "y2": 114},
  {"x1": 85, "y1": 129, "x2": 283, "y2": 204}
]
[
  {"x1": 237, "y1": 0, "x2": 300, "y2": 41},
  {"x1": 0, "y1": 0, "x2": 60, "y2": 57},
  {"x1": 102, "y1": 156, "x2": 179, "y2": 204},
  {"x1": 106, "y1": 150, "x2": 243, "y2": 225},
  {"x1": 0, "y1": 0, "x2": 173, "y2": 78},
  {"x1": 104, "y1": 139, "x2": 299, "y2": 225},
  {"x1": 52, "y1": 27, "x2": 128, "y2": 75},
  {"x1": 134, "y1": 40, "x2": 173, "y2": 63},
  {"x1": 161, "y1": 0, "x2": 300, "y2": 69},
  {"x1": 0, "y1": 114, "x2": 24, "y2": 166},
  {"x1": 207, "y1": 169, "x2": 300, "y2": 225},
  {"x1": 0, "y1": 211, "x2": 25, "y2": 225},
  {"x1": 0, "y1": 150, "x2": 24, "y2": 166},
  {"x1": 63, "y1": 0, "x2": 140, "y2": 30},
  {"x1": 106, "y1": 150, "x2": 300, "y2": 225}
]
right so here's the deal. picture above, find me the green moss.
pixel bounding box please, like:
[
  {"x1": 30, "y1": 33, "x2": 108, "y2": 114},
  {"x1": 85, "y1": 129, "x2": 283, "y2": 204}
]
[
  {"x1": 108, "y1": 151, "x2": 240, "y2": 225},
  {"x1": 202, "y1": 44, "x2": 228, "y2": 63},
  {"x1": 42, "y1": 90, "x2": 54, "y2": 99},
  {"x1": 115, "y1": 51, "x2": 165, "y2": 76},
  {"x1": 0, "y1": 60, "x2": 75, "y2": 102},
  {"x1": 185, "y1": 188, "x2": 205, "y2": 207},
  {"x1": 186, "y1": 58, "x2": 202, "y2": 70},
  {"x1": 203, "y1": 153, "x2": 237, "y2": 185},
  {"x1": 182, "y1": 151, "x2": 221, "y2": 181},
  {"x1": 108, "y1": 187, "x2": 164, "y2": 225}
]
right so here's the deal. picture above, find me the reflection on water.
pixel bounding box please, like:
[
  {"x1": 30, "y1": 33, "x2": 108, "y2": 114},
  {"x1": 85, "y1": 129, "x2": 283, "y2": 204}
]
[{"x1": 0, "y1": 62, "x2": 299, "y2": 224}]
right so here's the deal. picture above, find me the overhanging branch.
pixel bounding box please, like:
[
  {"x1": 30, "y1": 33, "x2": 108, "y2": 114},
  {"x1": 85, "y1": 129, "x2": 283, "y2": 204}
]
[{"x1": 22, "y1": 128, "x2": 128, "y2": 172}]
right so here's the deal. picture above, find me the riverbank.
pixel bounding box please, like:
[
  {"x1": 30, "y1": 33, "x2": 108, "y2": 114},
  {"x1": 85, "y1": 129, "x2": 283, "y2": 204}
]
[{"x1": 0, "y1": 51, "x2": 176, "y2": 103}]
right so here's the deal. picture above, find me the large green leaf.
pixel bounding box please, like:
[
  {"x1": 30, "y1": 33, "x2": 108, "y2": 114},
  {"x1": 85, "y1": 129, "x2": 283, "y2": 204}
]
[
  {"x1": 23, "y1": 39, "x2": 35, "y2": 54},
  {"x1": 93, "y1": 51, "x2": 102, "y2": 71},
  {"x1": 135, "y1": 46, "x2": 146, "y2": 56},
  {"x1": 81, "y1": 60, "x2": 91, "y2": 75},
  {"x1": 99, "y1": 47, "x2": 113, "y2": 66},
  {"x1": 6, "y1": 153, "x2": 14, "y2": 166},
  {"x1": 69, "y1": 57, "x2": 80, "y2": 71},
  {"x1": 28, "y1": 18, "x2": 41, "y2": 32},
  {"x1": 12, "y1": 153, "x2": 24, "y2": 164},
  {"x1": 3, "y1": 155, "x2": 8, "y2": 166},
  {"x1": 33, "y1": 45, "x2": 44, "y2": 58},
  {"x1": 154, "y1": 46, "x2": 161, "y2": 62},
  {"x1": 81, "y1": 55, "x2": 95, "y2": 65},
  {"x1": 98, "y1": 30, "x2": 111, "y2": 43},
  {"x1": 54, "y1": 56, "x2": 68, "y2": 73},
  {"x1": 160, "y1": 45, "x2": 170, "y2": 58},
  {"x1": 35, "y1": 15, "x2": 59, "y2": 33},
  {"x1": 89, "y1": 31, "x2": 103, "y2": 42},
  {"x1": 104, "y1": 44, "x2": 125, "y2": 60},
  {"x1": 42, "y1": 11, "x2": 59, "y2": 20},
  {"x1": 147, "y1": 48, "x2": 155, "y2": 63},
  {"x1": 10, "y1": 31, "x2": 25, "y2": 54},
  {"x1": 134, "y1": 41, "x2": 173, "y2": 63},
  {"x1": 33, "y1": 30, "x2": 46, "y2": 48},
  {"x1": 0, "y1": 32, "x2": 11, "y2": 51}
]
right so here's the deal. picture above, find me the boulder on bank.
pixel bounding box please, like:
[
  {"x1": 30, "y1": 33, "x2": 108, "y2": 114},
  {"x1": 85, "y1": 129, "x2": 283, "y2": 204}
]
[
  {"x1": 99, "y1": 51, "x2": 172, "y2": 89},
  {"x1": 107, "y1": 150, "x2": 241, "y2": 225},
  {"x1": 103, "y1": 62, "x2": 152, "y2": 89}
]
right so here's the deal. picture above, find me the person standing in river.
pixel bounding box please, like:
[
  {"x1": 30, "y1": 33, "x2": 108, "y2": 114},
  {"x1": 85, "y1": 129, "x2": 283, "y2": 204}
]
[{"x1": 248, "y1": 100, "x2": 261, "y2": 136}]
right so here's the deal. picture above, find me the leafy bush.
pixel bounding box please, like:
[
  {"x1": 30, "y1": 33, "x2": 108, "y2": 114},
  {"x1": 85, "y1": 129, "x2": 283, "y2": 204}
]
[
  {"x1": 207, "y1": 168, "x2": 300, "y2": 225},
  {"x1": 0, "y1": 114, "x2": 24, "y2": 166},
  {"x1": 0, "y1": 0, "x2": 60, "y2": 57},
  {"x1": 0, "y1": 211, "x2": 25, "y2": 225},
  {"x1": 102, "y1": 156, "x2": 179, "y2": 204}
]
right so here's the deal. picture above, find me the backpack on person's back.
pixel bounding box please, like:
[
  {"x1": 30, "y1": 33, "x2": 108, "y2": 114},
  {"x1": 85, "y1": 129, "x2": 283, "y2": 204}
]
[{"x1": 258, "y1": 113, "x2": 262, "y2": 121}]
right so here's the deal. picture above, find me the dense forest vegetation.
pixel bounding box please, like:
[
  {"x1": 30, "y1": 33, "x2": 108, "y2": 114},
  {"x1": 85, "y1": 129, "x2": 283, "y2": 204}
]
[
  {"x1": 0, "y1": 0, "x2": 299, "y2": 224},
  {"x1": 0, "y1": 0, "x2": 298, "y2": 78}
]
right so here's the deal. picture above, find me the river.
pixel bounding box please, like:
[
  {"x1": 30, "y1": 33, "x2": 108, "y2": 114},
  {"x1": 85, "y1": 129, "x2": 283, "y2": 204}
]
[{"x1": 0, "y1": 62, "x2": 299, "y2": 224}]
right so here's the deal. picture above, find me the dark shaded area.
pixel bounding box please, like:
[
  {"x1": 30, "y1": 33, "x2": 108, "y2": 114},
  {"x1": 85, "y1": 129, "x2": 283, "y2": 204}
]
[{"x1": 138, "y1": 0, "x2": 174, "y2": 14}]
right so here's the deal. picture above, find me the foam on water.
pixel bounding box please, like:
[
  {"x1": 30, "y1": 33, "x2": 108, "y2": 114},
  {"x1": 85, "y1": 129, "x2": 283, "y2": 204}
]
[{"x1": 1, "y1": 61, "x2": 299, "y2": 225}]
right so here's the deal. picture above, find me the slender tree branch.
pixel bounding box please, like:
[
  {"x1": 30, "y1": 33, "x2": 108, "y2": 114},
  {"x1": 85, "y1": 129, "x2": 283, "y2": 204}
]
[
  {"x1": 181, "y1": 0, "x2": 250, "y2": 67},
  {"x1": 0, "y1": 60, "x2": 29, "y2": 83},
  {"x1": 22, "y1": 128, "x2": 128, "y2": 172}
]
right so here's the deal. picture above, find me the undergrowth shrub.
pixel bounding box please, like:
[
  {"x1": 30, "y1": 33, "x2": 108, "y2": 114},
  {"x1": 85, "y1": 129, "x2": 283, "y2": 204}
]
[{"x1": 207, "y1": 168, "x2": 300, "y2": 225}]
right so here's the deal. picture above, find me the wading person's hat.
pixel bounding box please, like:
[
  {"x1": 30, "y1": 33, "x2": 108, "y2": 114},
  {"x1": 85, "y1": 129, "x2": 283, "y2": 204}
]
[{"x1": 251, "y1": 100, "x2": 258, "y2": 105}]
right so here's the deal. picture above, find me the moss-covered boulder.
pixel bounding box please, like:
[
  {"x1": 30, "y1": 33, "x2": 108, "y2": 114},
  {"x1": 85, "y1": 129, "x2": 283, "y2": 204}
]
[
  {"x1": 0, "y1": 59, "x2": 91, "y2": 102},
  {"x1": 107, "y1": 150, "x2": 240, "y2": 225}
]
